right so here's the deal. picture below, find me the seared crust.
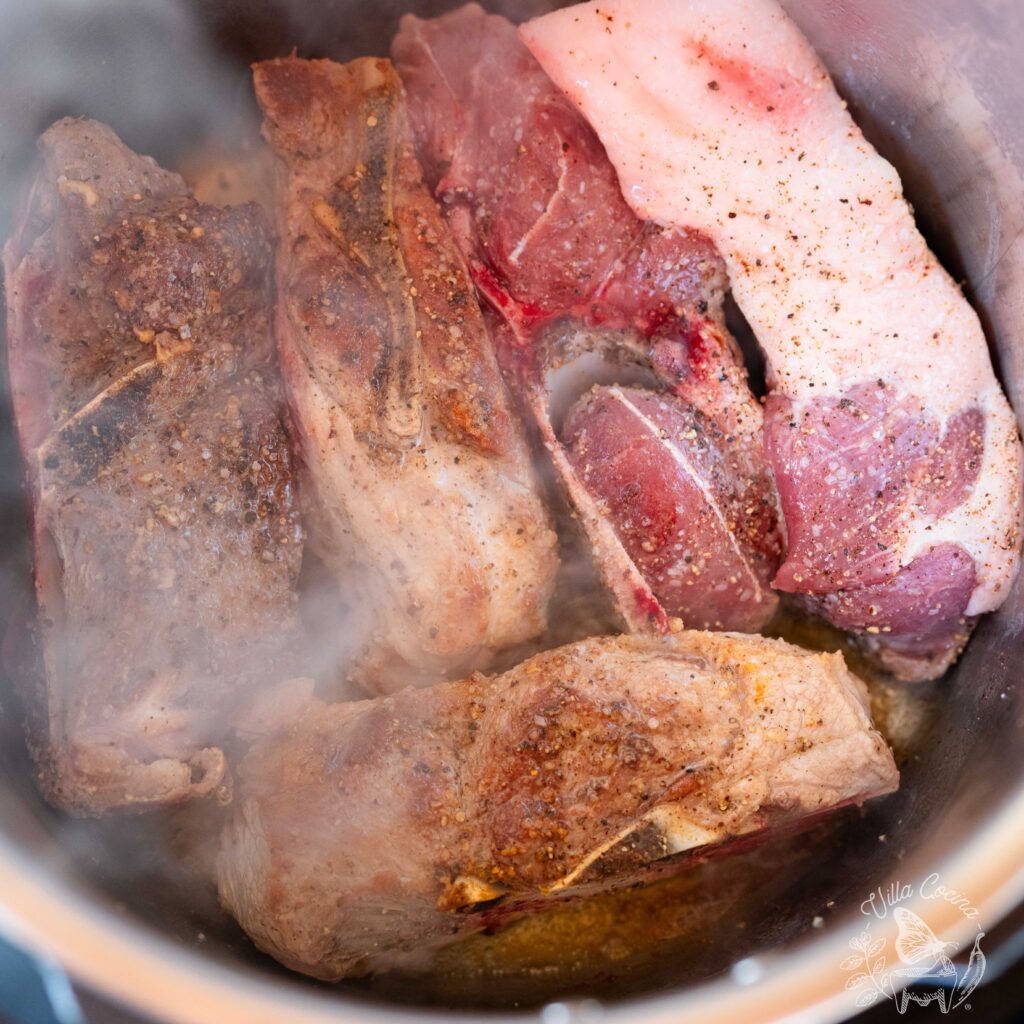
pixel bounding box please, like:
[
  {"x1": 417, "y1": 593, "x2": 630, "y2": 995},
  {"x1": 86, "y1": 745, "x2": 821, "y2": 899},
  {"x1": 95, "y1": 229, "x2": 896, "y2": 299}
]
[
  {"x1": 253, "y1": 58, "x2": 558, "y2": 689},
  {"x1": 218, "y1": 630, "x2": 898, "y2": 979},
  {"x1": 4, "y1": 119, "x2": 304, "y2": 814}
]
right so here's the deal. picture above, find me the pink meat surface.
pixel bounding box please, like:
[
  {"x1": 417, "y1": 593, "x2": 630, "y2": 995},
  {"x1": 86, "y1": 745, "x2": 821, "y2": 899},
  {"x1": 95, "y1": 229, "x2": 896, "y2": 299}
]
[
  {"x1": 563, "y1": 387, "x2": 780, "y2": 630},
  {"x1": 523, "y1": 0, "x2": 1024, "y2": 679},
  {"x1": 393, "y1": 3, "x2": 781, "y2": 632}
]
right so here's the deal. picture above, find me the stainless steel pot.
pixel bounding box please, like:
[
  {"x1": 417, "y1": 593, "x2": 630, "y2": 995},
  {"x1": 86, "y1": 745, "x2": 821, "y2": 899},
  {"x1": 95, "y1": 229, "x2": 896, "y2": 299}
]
[{"x1": 1, "y1": 1, "x2": 1022, "y2": 1021}]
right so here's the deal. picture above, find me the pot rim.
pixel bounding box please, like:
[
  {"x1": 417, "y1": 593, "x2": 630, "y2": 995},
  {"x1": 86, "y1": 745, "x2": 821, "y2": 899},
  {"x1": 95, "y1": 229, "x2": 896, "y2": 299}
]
[{"x1": 0, "y1": 781, "x2": 1021, "y2": 1024}]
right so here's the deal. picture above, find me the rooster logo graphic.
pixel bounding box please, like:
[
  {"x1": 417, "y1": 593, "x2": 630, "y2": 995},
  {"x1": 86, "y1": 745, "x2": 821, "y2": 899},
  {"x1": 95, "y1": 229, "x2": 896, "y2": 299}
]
[{"x1": 841, "y1": 907, "x2": 985, "y2": 1013}]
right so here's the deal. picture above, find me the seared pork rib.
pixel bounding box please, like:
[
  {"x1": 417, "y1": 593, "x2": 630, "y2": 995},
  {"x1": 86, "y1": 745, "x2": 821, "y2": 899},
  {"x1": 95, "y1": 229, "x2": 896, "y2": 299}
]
[
  {"x1": 523, "y1": 0, "x2": 1024, "y2": 679},
  {"x1": 218, "y1": 631, "x2": 898, "y2": 980},
  {"x1": 393, "y1": 5, "x2": 783, "y2": 633},
  {"x1": 3, "y1": 119, "x2": 304, "y2": 814},
  {"x1": 253, "y1": 57, "x2": 558, "y2": 691}
]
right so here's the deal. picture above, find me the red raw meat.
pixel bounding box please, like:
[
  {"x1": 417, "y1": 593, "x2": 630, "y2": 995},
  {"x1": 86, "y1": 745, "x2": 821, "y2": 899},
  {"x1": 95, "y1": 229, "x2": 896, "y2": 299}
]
[
  {"x1": 393, "y1": 4, "x2": 781, "y2": 632},
  {"x1": 521, "y1": 0, "x2": 1024, "y2": 679},
  {"x1": 564, "y1": 387, "x2": 779, "y2": 631}
]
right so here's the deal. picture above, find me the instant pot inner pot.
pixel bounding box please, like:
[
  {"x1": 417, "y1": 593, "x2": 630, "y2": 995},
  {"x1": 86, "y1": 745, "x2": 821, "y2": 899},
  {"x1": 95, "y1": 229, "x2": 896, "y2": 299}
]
[{"x1": 0, "y1": 0, "x2": 1021, "y2": 1012}]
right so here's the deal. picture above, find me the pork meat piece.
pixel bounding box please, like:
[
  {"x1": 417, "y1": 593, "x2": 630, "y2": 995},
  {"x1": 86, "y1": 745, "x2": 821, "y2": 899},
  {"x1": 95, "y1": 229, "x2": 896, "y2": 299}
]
[
  {"x1": 3, "y1": 119, "x2": 304, "y2": 814},
  {"x1": 562, "y1": 386, "x2": 781, "y2": 632},
  {"x1": 522, "y1": 0, "x2": 1024, "y2": 679},
  {"x1": 393, "y1": 5, "x2": 782, "y2": 633},
  {"x1": 252, "y1": 57, "x2": 558, "y2": 691},
  {"x1": 217, "y1": 630, "x2": 898, "y2": 980}
]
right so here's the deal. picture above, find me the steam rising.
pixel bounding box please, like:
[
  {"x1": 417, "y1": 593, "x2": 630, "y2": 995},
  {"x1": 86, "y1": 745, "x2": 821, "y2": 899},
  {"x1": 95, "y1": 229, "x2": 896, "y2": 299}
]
[
  {"x1": 0, "y1": 0, "x2": 940, "y2": 1009},
  {"x1": 0, "y1": 0, "x2": 608, "y2": 817}
]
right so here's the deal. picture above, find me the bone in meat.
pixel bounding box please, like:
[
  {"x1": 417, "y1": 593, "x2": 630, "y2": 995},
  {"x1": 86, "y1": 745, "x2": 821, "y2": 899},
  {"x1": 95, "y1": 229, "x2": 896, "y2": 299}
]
[
  {"x1": 218, "y1": 630, "x2": 898, "y2": 980},
  {"x1": 393, "y1": 5, "x2": 782, "y2": 633},
  {"x1": 522, "y1": 0, "x2": 1024, "y2": 679}
]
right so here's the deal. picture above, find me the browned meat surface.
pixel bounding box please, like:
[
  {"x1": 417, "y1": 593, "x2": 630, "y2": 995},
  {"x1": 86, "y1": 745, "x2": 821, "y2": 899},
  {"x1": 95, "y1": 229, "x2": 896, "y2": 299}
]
[
  {"x1": 252, "y1": 57, "x2": 558, "y2": 691},
  {"x1": 217, "y1": 631, "x2": 898, "y2": 980},
  {"x1": 3, "y1": 118, "x2": 304, "y2": 815},
  {"x1": 393, "y1": 5, "x2": 783, "y2": 633}
]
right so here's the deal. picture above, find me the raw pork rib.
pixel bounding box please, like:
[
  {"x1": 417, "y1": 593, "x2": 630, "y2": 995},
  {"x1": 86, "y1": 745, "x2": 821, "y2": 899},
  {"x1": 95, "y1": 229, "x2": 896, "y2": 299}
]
[
  {"x1": 218, "y1": 631, "x2": 898, "y2": 980},
  {"x1": 393, "y1": 5, "x2": 782, "y2": 632},
  {"x1": 3, "y1": 119, "x2": 304, "y2": 814},
  {"x1": 523, "y1": 0, "x2": 1024, "y2": 679},
  {"x1": 253, "y1": 57, "x2": 558, "y2": 691}
]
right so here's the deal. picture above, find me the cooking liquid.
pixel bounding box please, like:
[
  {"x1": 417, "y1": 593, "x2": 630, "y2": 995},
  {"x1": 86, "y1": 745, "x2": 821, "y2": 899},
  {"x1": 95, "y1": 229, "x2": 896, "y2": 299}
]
[
  {"x1": 342, "y1": 602, "x2": 935, "y2": 1006},
  {"x1": 41, "y1": 581, "x2": 933, "y2": 1008},
  {"x1": 20, "y1": 153, "x2": 937, "y2": 1010}
]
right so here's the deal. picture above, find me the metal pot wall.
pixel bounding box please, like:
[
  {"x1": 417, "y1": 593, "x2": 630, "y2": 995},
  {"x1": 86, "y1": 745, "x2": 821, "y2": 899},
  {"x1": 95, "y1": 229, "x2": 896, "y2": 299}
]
[{"x1": 0, "y1": 1, "x2": 1022, "y2": 1021}]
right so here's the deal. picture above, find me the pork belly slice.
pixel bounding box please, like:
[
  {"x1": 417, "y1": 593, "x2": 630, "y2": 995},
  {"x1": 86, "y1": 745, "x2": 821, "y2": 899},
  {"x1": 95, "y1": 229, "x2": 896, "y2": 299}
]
[
  {"x1": 252, "y1": 57, "x2": 557, "y2": 691},
  {"x1": 393, "y1": 5, "x2": 782, "y2": 633},
  {"x1": 218, "y1": 630, "x2": 897, "y2": 981},
  {"x1": 522, "y1": 0, "x2": 1024, "y2": 680},
  {"x1": 3, "y1": 119, "x2": 304, "y2": 814}
]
